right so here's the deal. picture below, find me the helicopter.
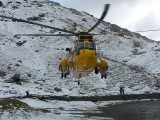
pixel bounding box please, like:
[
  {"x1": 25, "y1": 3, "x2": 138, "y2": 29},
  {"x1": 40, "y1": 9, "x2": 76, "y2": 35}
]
[
  {"x1": 0, "y1": 4, "x2": 110, "y2": 85},
  {"x1": 59, "y1": 30, "x2": 108, "y2": 80}
]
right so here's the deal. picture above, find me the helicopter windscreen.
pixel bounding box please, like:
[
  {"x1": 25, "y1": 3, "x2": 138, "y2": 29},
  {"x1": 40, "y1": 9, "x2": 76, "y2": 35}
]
[
  {"x1": 77, "y1": 42, "x2": 84, "y2": 49},
  {"x1": 89, "y1": 42, "x2": 96, "y2": 49},
  {"x1": 77, "y1": 42, "x2": 96, "y2": 50}
]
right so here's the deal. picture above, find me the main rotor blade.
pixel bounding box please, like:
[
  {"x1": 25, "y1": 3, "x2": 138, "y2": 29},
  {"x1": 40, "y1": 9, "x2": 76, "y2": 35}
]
[
  {"x1": 87, "y1": 4, "x2": 110, "y2": 33},
  {"x1": 0, "y1": 15, "x2": 77, "y2": 35},
  {"x1": 15, "y1": 34, "x2": 76, "y2": 37}
]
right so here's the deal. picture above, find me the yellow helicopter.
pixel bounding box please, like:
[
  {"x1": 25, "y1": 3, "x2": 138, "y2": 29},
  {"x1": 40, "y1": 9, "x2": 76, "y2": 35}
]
[
  {"x1": 59, "y1": 31, "x2": 108, "y2": 80},
  {"x1": 59, "y1": 4, "x2": 110, "y2": 82},
  {"x1": 0, "y1": 4, "x2": 110, "y2": 85}
]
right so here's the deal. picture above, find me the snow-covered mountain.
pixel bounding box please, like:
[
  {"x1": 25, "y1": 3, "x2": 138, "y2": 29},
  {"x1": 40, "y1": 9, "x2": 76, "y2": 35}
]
[{"x1": 0, "y1": 0, "x2": 160, "y2": 98}]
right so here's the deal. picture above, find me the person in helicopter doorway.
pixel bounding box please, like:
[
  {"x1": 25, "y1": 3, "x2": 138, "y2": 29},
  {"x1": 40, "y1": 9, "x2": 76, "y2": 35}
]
[{"x1": 119, "y1": 86, "x2": 125, "y2": 95}]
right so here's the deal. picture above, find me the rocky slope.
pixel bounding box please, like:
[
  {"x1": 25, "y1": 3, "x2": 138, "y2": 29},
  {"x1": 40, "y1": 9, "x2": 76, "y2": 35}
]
[{"x1": 0, "y1": 0, "x2": 160, "y2": 98}]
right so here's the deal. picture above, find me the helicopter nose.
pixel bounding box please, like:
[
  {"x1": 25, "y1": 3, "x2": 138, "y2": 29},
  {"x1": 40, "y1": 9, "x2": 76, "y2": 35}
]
[
  {"x1": 82, "y1": 49, "x2": 95, "y2": 54},
  {"x1": 79, "y1": 50, "x2": 97, "y2": 68}
]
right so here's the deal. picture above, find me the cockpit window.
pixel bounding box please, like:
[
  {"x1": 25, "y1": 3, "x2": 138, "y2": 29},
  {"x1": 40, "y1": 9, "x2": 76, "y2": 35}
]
[
  {"x1": 77, "y1": 42, "x2": 84, "y2": 49},
  {"x1": 85, "y1": 43, "x2": 89, "y2": 48},
  {"x1": 76, "y1": 42, "x2": 96, "y2": 50},
  {"x1": 89, "y1": 42, "x2": 95, "y2": 49}
]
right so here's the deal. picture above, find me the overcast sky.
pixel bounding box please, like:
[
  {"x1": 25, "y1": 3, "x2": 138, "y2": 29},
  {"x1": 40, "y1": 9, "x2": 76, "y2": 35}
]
[{"x1": 51, "y1": 0, "x2": 160, "y2": 41}]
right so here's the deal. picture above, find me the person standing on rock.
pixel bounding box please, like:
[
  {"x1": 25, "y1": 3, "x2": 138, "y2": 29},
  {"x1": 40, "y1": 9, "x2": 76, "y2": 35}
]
[
  {"x1": 26, "y1": 91, "x2": 30, "y2": 97},
  {"x1": 120, "y1": 86, "x2": 125, "y2": 95}
]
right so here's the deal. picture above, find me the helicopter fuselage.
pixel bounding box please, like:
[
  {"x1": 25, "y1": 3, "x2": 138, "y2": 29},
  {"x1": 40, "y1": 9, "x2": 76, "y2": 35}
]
[
  {"x1": 72, "y1": 49, "x2": 97, "y2": 78},
  {"x1": 59, "y1": 33, "x2": 108, "y2": 79}
]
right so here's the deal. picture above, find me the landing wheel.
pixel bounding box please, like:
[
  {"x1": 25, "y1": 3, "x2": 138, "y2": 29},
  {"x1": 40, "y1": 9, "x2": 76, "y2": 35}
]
[
  {"x1": 61, "y1": 73, "x2": 63, "y2": 78},
  {"x1": 101, "y1": 73, "x2": 107, "y2": 79},
  {"x1": 104, "y1": 73, "x2": 107, "y2": 79},
  {"x1": 95, "y1": 67, "x2": 99, "y2": 74},
  {"x1": 64, "y1": 73, "x2": 67, "y2": 78},
  {"x1": 78, "y1": 80, "x2": 80, "y2": 85},
  {"x1": 61, "y1": 73, "x2": 67, "y2": 78},
  {"x1": 101, "y1": 74, "x2": 103, "y2": 79}
]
